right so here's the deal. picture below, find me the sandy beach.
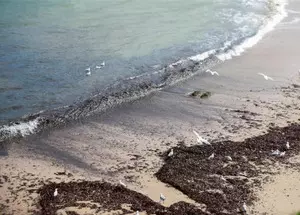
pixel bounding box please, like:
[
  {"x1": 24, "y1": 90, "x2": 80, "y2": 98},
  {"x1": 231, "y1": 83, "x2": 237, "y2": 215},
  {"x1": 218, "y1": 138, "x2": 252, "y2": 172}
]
[{"x1": 2, "y1": 0, "x2": 300, "y2": 214}]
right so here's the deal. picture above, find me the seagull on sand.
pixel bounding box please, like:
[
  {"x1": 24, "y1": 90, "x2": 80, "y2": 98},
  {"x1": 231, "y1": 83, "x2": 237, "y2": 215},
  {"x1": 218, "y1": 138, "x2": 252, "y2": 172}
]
[
  {"x1": 53, "y1": 188, "x2": 58, "y2": 197},
  {"x1": 193, "y1": 130, "x2": 211, "y2": 145},
  {"x1": 208, "y1": 153, "x2": 215, "y2": 160},
  {"x1": 271, "y1": 149, "x2": 280, "y2": 156},
  {"x1": 286, "y1": 141, "x2": 290, "y2": 149},
  {"x1": 220, "y1": 176, "x2": 226, "y2": 182},
  {"x1": 205, "y1": 69, "x2": 219, "y2": 76},
  {"x1": 119, "y1": 180, "x2": 127, "y2": 187},
  {"x1": 159, "y1": 193, "x2": 166, "y2": 204},
  {"x1": 241, "y1": 202, "x2": 247, "y2": 213},
  {"x1": 168, "y1": 149, "x2": 174, "y2": 157},
  {"x1": 136, "y1": 211, "x2": 139, "y2": 215},
  {"x1": 279, "y1": 151, "x2": 286, "y2": 157},
  {"x1": 225, "y1": 156, "x2": 232, "y2": 161},
  {"x1": 85, "y1": 67, "x2": 91, "y2": 76},
  {"x1": 258, "y1": 73, "x2": 274, "y2": 81}
]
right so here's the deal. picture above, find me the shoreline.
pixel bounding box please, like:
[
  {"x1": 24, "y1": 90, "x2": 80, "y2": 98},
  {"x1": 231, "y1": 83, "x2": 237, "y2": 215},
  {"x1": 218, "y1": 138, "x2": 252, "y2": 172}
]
[
  {"x1": 2, "y1": 123, "x2": 300, "y2": 214},
  {"x1": 0, "y1": 0, "x2": 288, "y2": 143},
  {"x1": 2, "y1": 0, "x2": 300, "y2": 214}
]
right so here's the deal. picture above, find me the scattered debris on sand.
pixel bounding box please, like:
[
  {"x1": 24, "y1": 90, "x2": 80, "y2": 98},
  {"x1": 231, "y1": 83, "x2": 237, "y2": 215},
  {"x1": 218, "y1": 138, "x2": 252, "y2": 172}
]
[
  {"x1": 37, "y1": 181, "x2": 206, "y2": 215},
  {"x1": 156, "y1": 124, "x2": 300, "y2": 214}
]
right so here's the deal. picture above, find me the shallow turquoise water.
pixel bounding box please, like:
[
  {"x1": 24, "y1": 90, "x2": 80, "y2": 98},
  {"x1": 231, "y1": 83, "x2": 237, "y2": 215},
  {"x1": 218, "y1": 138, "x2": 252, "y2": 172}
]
[{"x1": 0, "y1": 0, "x2": 270, "y2": 123}]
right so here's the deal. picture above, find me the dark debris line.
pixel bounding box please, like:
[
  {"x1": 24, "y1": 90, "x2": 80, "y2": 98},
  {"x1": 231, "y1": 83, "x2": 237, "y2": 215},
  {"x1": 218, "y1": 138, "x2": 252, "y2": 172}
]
[
  {"x1": 37, "y1": 124, "x2": 300, "y2": 215},
  {"x1": 156, "y1": 124, "x2": 300, "y2": 214},
  {"x1": 37, "y1": 182, "x2": 205, "y2": 215}
]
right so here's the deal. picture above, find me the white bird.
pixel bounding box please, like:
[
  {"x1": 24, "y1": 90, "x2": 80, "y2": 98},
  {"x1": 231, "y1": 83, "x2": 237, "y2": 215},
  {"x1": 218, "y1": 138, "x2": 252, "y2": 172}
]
[
  {"x1": 95, "y1": 61, "x2": 105, "y2": 69},
  {"x1": 271, "y1": 149, "x2": 280, "y2": 156},
  {"x1": 53, "y1": 188, "x2": 58, "y2": 197},
  {"x1": 119, "y1": 180, "x2": 127, "y2": 187},
  {"x1": 279, "y1": 151, "x2": 286, "y2": 157},
  {"x1": 85, "y1": 67, "x2": 91, "y2": 76},
  {"x1": 205, "y1": 69, "x2": 219, "y2": 76},
  {"x1": 220, "y1": 176, "x2": 226, "y2": 182},
  {"x1": 168, "y1": 149, "x2": 174, "y2": 157},
  {"x1": 208, "y1": 153, "x2": 215, "y2": 160},
  {"x1": 193, "y1": 130, "x2": 211, "y2": 145},
  {"x1": 258, "y1": 73, "x2": 274, "y2": 81},
  {"x1": 242, "y1": 202, "x2": 247, "y2": 212},
  {"x1": 136, "y1": 211, "x2": 139, "y2": 215},
  {"x1": 225, "y1": 156, "x2": 232, "y2": 161},
  {"x1": 159, "y1": 193, "x2": 166, "y2": 203},
  {"x1": 286, "y1": 142, "x2": 290, "y2": 149}
]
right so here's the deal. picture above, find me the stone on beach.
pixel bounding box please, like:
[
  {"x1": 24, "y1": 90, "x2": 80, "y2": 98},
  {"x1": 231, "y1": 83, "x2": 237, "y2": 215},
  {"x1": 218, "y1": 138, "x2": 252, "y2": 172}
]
[{"x1": 189, "y1": 90, "x2": 212, "y2": 99}]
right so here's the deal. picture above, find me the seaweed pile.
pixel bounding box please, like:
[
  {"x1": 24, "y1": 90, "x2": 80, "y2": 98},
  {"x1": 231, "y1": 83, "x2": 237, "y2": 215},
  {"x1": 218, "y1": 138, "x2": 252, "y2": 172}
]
[
  {"x1": 37, "y1": 181, "x2": 205, "y2": 215},
  {"x1": 37, "y1": 124, "x2": 300, "y2": 215},
  {"x1": 156, "y1": 124, "x2": 300, "y2": 214}
]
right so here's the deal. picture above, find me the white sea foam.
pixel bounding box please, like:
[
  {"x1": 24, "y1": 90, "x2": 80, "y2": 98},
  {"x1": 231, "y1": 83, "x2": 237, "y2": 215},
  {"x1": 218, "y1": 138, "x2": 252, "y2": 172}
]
[
  {"x1": 189, "y1": 49, "x2": 216, "y2": 62},
  {"x1": 242, "y1": 0, "x2": 269, "y2": 9},
  {"x1": 0, "y1": 117, "x2": 40, "y2": 137},
  {"x1": 0, "y1": 1, "x2": 288, "y2": 142},
  {"x1": 216, "y1": 0, "x2": 288, "y2": 61}
]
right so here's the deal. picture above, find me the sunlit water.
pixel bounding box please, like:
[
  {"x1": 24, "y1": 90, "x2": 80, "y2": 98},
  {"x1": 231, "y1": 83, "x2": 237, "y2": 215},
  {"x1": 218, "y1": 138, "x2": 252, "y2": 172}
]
[{"x1": 0, "y1": 0, "x2": 271, "y2": 123}]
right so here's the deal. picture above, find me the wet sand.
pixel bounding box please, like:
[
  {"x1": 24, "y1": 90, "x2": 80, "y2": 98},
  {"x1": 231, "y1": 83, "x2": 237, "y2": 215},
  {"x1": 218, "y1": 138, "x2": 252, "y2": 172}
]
[{"x1": 2, "y1": 0, "x2": 300, "y2": 214}]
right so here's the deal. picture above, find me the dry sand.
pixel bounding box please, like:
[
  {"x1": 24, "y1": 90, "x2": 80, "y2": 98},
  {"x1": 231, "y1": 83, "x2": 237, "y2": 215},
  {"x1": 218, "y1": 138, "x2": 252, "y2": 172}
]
[
  {"x1": 2, "y1": 0, "x2": 300, "y2": 214},
  {"x1": 252, "y1": 167, "x2": 300, "y2": 215}
]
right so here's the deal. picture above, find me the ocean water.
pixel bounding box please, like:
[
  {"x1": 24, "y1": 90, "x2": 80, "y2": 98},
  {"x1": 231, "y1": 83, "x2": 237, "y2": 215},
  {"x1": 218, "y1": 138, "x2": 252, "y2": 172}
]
[{"x1": 0, "y1": 0, "x2": 286, "y2": 139}]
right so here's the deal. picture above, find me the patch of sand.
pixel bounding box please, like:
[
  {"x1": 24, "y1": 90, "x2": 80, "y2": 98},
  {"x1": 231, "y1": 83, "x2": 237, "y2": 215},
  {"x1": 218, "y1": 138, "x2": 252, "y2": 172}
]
[
  {"x1": 0, "y1": 147, "x2": 88, "y2": 215},
  {"x1": 132, "y1": 173, "x2": 202, "y2": 208},
  {"x1": 252, "y1": 167, "x2": 300, "y2": 215}
]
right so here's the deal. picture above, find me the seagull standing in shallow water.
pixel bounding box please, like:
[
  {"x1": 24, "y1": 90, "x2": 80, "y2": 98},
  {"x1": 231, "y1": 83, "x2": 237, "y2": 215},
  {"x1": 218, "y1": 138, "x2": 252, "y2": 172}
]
[
  {"x1": 85, "y1": 67, "x2": 91, "y2": 76},
  {"x1": 96, "y1": 61, "x2": 105, "y2": 69},
  {"x1": 193, "y1": 130, "x2": 211, "y2": 145},
  {"x1": 54, "y1": 188, "x2": 58, "y2": 197},
  {"x1": 258, "y1": 73, "x2": 274, "y2": 80},
  {"x1": 205, "y1": 69, "x2": 219, "y2": 76},
  {"x1": 286, "y1": 142, "x2": 290, "y2": 149}
]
